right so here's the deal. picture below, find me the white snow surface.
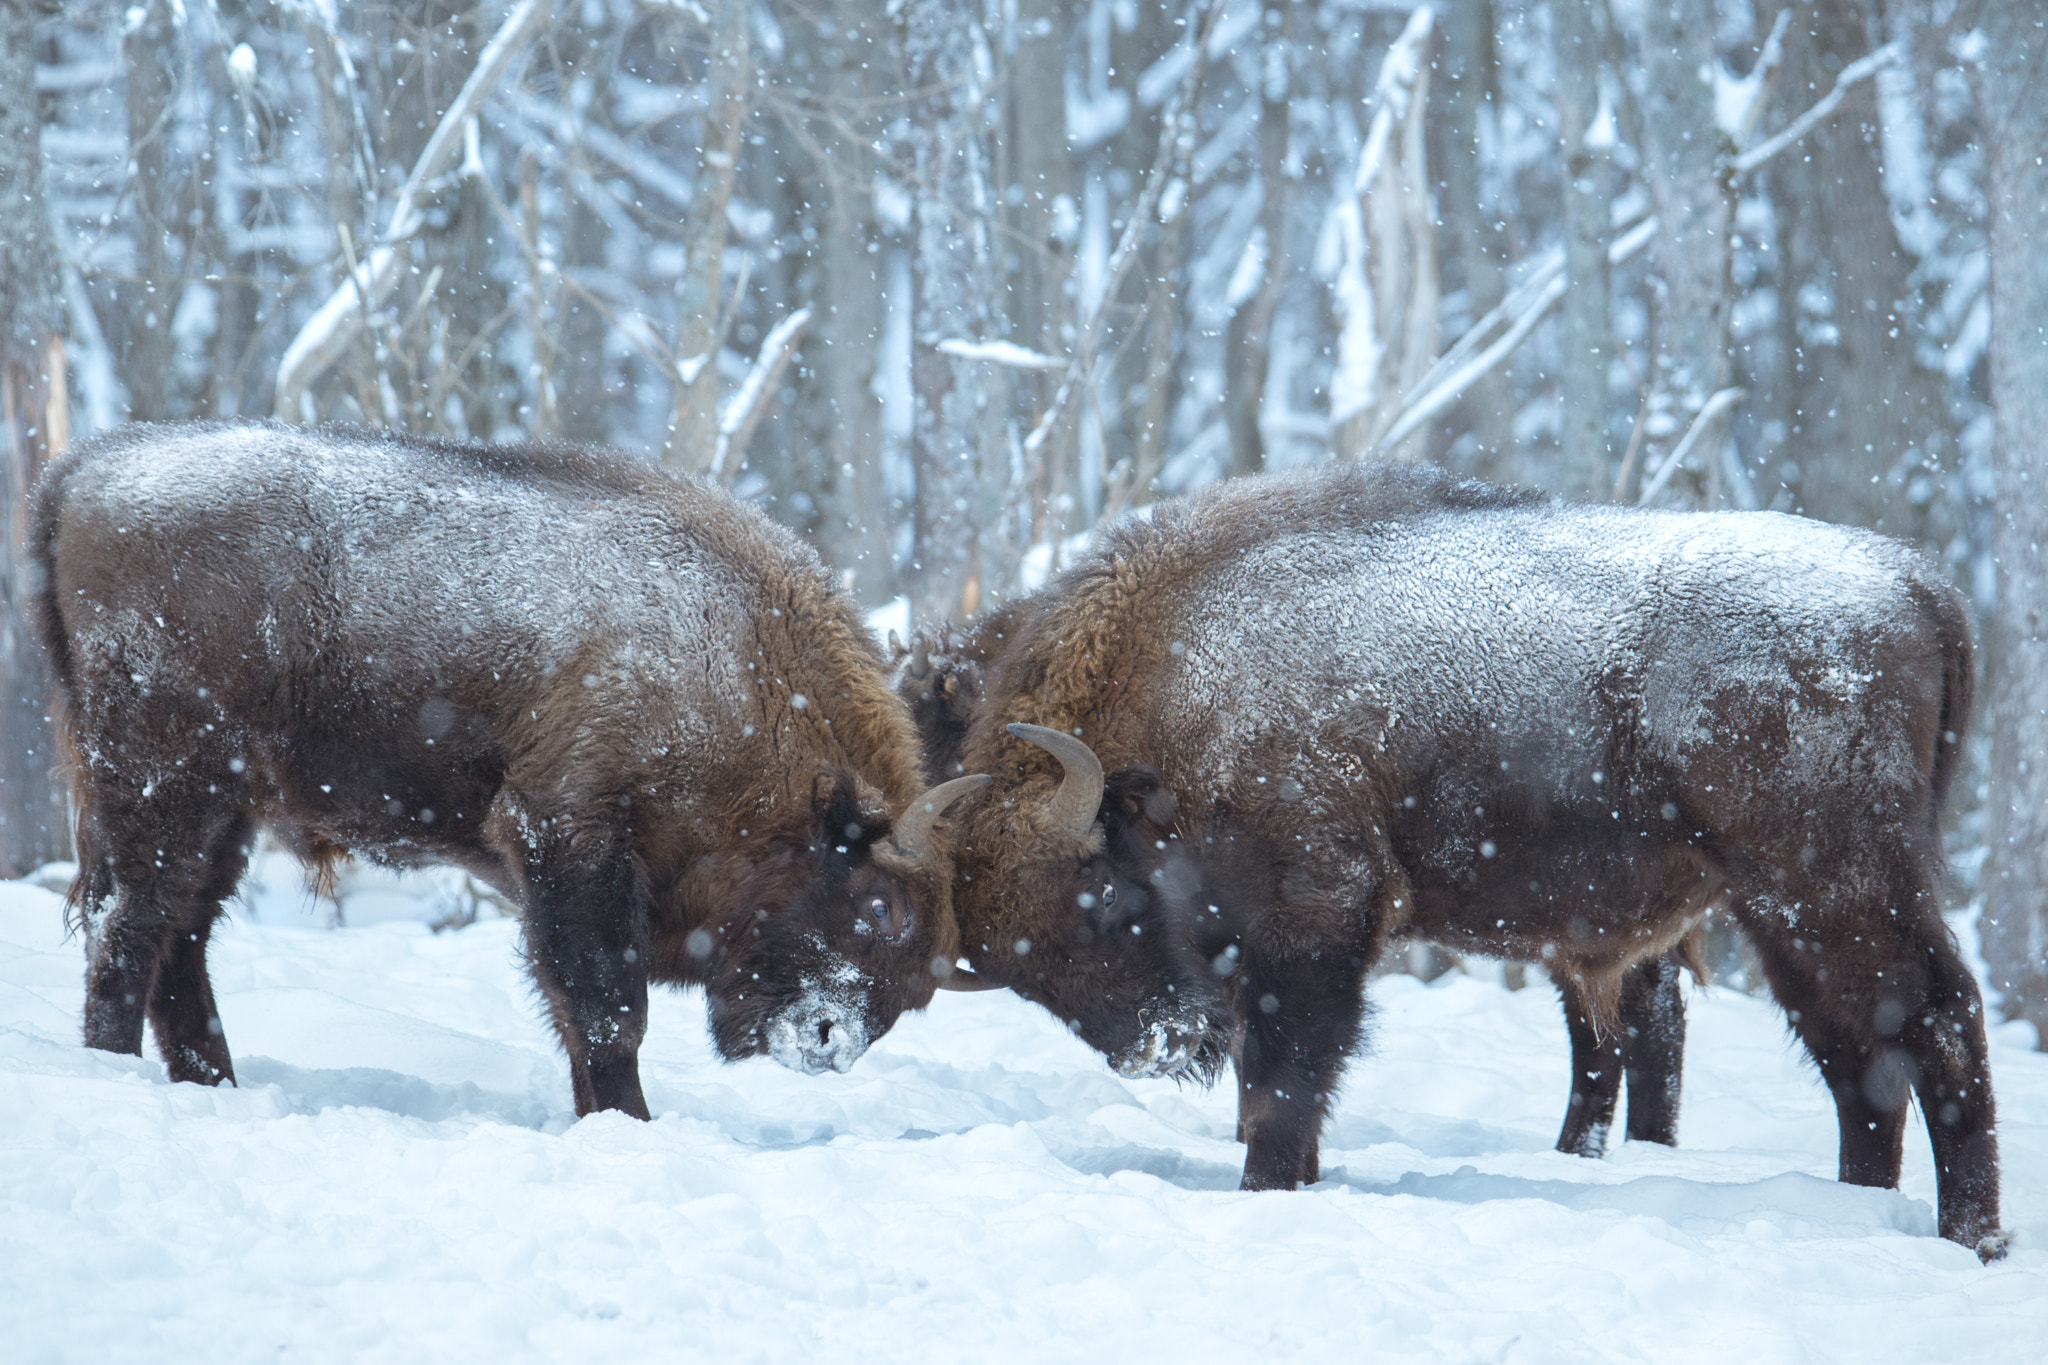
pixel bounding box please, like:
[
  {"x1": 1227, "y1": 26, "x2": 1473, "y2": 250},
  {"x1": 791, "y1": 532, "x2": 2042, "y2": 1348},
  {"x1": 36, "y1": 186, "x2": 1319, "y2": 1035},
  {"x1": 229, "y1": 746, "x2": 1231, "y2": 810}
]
[{"x1": 3, "y1": 869, "x2": 2045, "y2": 1363}]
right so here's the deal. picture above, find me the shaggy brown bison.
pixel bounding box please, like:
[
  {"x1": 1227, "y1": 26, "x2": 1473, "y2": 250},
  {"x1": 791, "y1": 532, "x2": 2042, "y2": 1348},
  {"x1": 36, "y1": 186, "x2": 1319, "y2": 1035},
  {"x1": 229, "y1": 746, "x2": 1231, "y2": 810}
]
[
  {"x1": 927, "y1": 461, "x2": 2004, "y2": 1257},
  {"x1": 31, "y1": 422, "x2": 985, "y2": 1118},
  {"x1": 898, "y1": 620, "x2": 1696, "y2": 1160}
]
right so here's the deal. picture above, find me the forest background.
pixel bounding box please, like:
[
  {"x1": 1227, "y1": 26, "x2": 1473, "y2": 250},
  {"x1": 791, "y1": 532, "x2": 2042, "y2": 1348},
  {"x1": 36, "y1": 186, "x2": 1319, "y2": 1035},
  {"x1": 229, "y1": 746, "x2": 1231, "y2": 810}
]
[{"x1": 1, "y1": 0, "x2": 2044, "y2": 1039}]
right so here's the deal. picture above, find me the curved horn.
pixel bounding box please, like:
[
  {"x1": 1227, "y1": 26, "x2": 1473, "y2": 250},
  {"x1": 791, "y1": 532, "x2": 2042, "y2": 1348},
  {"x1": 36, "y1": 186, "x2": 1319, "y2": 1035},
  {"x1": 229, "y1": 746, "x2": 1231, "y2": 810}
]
[
  {"x1": 934, "y1": 961, "x2": 1004, "y2": 992},
  {"x1": 1007, "y1": 722, "x2": 1105, "y2": 842},
  {"x1": 890, "y1": 772, "x2": 991, "y2": 858}
]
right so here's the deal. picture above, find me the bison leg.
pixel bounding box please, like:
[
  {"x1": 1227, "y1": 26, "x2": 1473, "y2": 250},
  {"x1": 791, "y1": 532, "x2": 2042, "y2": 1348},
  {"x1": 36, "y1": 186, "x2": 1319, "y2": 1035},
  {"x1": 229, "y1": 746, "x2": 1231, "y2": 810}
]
[
  {"x1": 1620, "y1": 954, "x2": 1685, "y2": 1147},
  {"x1": 77, "y1": 783, "x2": 248, "y2": 1086},
  {"x1": 1739, "y1": 892, "x2": 2003, "y2": 1254},
  {"x1": 1234, "y1": 956, "x2": 1369, "y2": 1191},
  {"x1": 522, "y1": 835, "x2": 653, "y2": 1120},
  {"x1": 143, "y1": 822, "x2": 249, "y2": 1086},
  {"x1": 1554, "y1": 973, "x2": 1623, "y2": 1158}
]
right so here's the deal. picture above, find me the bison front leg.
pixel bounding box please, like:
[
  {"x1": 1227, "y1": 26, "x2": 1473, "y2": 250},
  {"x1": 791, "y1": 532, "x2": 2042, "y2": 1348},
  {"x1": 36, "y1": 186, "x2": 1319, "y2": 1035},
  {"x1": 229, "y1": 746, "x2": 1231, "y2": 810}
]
[
  {"x1": 523, "y1": 837, "x2": 654, "y2": 1121},
  {"x1": 1554, "y1": 972, "x2": 1624, "y2": 1158},
  {"x1": 1620, "y1": 954, "x2": 1686, "y2": 1147},
  {"x1": 1234, "y1": 956, "x2": 1370, "y2": 1191}
]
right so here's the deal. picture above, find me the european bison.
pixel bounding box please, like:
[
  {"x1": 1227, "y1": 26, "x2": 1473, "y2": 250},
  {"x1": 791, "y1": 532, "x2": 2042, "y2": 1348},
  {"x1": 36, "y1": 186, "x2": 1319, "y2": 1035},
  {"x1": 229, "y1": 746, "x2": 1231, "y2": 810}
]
[
  {"x1": 897, "y1": 621, "x2": 1698, "y2": 1160},
  {"x1": 931, "y1": 461, "x2": 2004, "y2": 1257},
  {"x1": 31, "y1": 422, "x2": 985, "y2": 1117}
]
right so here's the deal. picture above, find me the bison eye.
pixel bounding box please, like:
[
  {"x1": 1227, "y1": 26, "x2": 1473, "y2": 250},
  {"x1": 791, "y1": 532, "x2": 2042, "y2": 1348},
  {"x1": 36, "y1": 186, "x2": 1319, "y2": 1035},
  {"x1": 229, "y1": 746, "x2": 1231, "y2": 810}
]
[
  {"x1": 867, "y1": 896, "x2": 890, "y2": 925},
  {"x1": 1100, "y1": 883, "x2": 1117, "y2": 907}
]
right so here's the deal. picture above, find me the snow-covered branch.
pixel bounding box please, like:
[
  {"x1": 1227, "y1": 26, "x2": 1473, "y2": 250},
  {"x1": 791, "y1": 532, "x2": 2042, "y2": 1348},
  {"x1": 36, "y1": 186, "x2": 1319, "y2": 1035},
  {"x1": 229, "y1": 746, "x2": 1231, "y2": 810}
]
[
  {"x1": 936, "y1": 339, "x2": 1067, "y2": 371},
  {"x1": 1731, "y1": 42, "x2": 1900, "y2": 176},
  {"x1": 273, "y1": 0, "x2": 555, "y2": 421},
  {"x1": 1636, "y1": 386, "x2": 1745, "y2": 505},
  {"x1": 710, "y1": 307, "x2": 810, "y2": 482},
  {"x1": 1022, "y1": 0, "x2": 1226, "y2": 463},
  {"x1": 1366, "y1": 213, "x2": 1658, "y2": 458},
  {"x1": 1330, "y1": 6, "x2": 1437, "y2": 455}
]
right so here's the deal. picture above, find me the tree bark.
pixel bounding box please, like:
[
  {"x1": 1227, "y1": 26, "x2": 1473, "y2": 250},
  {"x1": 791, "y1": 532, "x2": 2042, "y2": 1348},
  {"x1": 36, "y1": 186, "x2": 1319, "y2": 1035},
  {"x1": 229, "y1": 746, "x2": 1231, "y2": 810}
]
[
  {"x1": 900, "y1": 0, "x2": 1012, "y2": 626},
  {"x1": 1628, "y1": 0, "x2": 1736, "y2": 505},
  {"x1": 1224, "y1": 2, "x2": 1294, "y2": 479},
  {"x1": 122, "y1": 0, "x2": 180, "y2": 420},
  {"x1": 1974, "y1": 7, "x2": 2048, "y2": 1046},
  {"x1": 1, "y1": 0, "x2": 72, "y2": 875},
  {"x1": 663, "y1": 0, "x2": 751, "y2": 472},
  {"x1": 1765, "y1": 0, "x2": 1941, "y2": 534},
  {"x1": 1552, "y1": 0, "x2": 1614, "y2": 498}
]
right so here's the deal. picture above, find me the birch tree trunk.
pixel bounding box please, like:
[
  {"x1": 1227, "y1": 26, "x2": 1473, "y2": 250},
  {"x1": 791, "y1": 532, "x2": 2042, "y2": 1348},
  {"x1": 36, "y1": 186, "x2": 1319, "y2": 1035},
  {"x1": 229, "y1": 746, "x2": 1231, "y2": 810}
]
[
  {"x1": 1009, "y1": 0, "x2": 1073, "y2": 542},
  {"x1": 1628, "y1": 0, "x2": 1735, "y2": 504},
  {"x1": 663, "y1": 0, "x2": 751, "y2": 472},
  {"x1": 1, "y1": 0, "x2": 72, "y2": 874},
  {"x1": 900, "y1": 0, "x2": 1012, "y2": 626},
  {"x1": 1552, "y1": 0, "x2": 1613, "y2": 498},
  {"x1": 1974, "y1": 6, "x2": 2048, "y2": 1046}
]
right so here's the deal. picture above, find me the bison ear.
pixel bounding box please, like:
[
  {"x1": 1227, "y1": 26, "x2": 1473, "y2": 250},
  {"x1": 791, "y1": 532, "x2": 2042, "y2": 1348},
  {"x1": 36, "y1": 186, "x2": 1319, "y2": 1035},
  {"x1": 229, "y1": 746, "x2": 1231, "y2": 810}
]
[
  {"x1": 1100, "y1": 765, "x2": 1175, "y2": 844},
  {"x1": 812, "y1": 766, "x2": 891, "y2": 863}
]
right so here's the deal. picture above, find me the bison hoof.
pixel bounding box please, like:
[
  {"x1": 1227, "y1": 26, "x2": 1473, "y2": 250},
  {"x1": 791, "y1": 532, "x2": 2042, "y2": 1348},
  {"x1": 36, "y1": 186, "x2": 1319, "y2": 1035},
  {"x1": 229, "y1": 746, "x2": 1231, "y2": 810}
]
[{"x1": 1975, "y1": 1230, "x2": 2012, "y2": 1264}]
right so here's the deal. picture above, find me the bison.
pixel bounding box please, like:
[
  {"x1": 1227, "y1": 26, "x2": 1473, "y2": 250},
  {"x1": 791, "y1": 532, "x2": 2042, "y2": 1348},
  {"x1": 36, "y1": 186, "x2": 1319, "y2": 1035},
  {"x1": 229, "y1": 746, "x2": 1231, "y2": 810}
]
[
  {"x1": 927, "y1": 461, "x2": 2005, "y2": 1257},
  {"x1": 897, "y1": 621, "x2": 1697, "y2": 1160},
  {"x1": 30, "y1": 422, "x2": 986, "y2": 1118}
]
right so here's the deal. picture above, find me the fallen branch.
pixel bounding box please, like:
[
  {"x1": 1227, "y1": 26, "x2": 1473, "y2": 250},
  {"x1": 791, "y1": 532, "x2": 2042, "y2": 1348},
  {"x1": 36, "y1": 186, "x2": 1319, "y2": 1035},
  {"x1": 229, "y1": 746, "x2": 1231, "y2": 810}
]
[
  {"x1": 1636, "y1": 386, "x2": 1745, "y2": 505},
  {"x1": 274, "y1": 0, "x2": 555, "y2": 421},
  {"x1": 710, "y1": 307, "x2": 811, "y2": 482},
  {"x1": 1022, "y1": 0, "x2": 1226, "y2": 463}
]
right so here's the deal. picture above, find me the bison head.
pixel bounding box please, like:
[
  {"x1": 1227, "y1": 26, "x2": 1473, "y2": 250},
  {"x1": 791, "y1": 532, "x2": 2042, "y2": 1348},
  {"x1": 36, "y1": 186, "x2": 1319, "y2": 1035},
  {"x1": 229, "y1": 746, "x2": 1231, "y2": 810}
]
[
  {"x1": 945, "y1": 724, "x2": 1230, "y2": 1085},
  {"x1": 702, "y1": 766, "x2": 986, "y2": 1075}
]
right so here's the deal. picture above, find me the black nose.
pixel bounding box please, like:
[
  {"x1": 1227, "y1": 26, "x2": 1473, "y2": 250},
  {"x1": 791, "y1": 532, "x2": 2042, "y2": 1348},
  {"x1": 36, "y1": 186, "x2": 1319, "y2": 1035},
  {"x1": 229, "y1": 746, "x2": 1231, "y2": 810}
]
[{"x1": 817, "y1": 1017, "x2": 834, "y2": 1046}]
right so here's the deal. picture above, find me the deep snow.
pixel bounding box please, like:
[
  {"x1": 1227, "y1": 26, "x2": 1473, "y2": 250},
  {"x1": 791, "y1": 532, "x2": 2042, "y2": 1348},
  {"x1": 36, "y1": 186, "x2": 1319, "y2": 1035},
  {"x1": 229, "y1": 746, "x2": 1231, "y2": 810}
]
[{"x1": 2, "y1": 856, "x2": 2044, "y2": 1363}]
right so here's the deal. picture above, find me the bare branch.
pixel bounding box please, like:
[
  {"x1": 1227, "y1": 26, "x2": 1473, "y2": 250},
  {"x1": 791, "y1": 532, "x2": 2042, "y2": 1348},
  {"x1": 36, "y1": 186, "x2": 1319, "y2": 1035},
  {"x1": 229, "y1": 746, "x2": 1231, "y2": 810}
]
[
  {"x1": 1022, "y1": 0, "x2": 1226, "y2": 463},
  {"x1": 1732, "y1": 43, "x2": 1901, "y2": 176},
  {"x1": 710, "y1": 308, "x2": 812, "y2": 482},
  {"x1": 1367, "y1": 214, "x2": 1658, "y2": 456},
  {"x1": 1636, "y1": 386, "x2": 1746, "y2": 505},
  {"x1": 274, "y1": 0, "x2": 556, "y2": 421}
]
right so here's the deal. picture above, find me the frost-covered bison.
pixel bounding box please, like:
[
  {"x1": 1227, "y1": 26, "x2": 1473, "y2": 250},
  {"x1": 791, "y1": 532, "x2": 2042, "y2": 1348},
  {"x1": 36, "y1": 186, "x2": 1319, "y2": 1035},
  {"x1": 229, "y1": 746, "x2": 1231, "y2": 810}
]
[
  {"x1": 899, "y1": 624, "x2": 1698, "y2": 1160},
  {"x1": 930, "y1": 462, "x2": 2004, "y2": 1257},
  {"x1": 30, "y1": 422, "x2": 986, "y2": 1118}
]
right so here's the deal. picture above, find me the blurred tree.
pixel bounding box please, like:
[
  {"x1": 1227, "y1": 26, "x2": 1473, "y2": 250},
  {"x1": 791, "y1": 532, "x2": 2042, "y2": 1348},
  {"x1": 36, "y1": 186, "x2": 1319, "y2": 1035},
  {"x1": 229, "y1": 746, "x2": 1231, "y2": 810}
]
[
  {"x1": 1, "y1": 0, "x2": 71, "y2": 875},
  {"x1": 1973, "y1": 3, "x2": 2048, "y2": 1045}
]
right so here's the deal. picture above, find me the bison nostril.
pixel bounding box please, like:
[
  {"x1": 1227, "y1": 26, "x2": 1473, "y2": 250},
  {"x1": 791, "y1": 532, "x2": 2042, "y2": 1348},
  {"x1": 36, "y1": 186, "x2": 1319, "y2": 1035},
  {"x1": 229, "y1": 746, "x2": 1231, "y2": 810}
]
[{"x1": 817, "y1": 1017, "x2": 833, "y2": 1046}]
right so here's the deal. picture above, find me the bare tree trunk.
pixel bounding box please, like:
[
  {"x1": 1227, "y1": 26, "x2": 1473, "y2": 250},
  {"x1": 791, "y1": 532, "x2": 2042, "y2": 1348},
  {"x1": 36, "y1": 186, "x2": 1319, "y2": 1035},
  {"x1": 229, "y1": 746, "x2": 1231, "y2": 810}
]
[
  {"x1": 1627, "y1": 0, "x2": 1736, "y2": 504},
  {"x1": 1552, "y1": 0, "x2": 1614, "y2": 498},
  {"x1": 1765, "y1": 0, "x2": 1941, "y2": 535},
  {"x1": 901, "y1": 0, "x2": 1012, "y2": 626},
  {"x1": 1974, "y1": 7, "x2": 2048, "y2": 1046},
  {"x1": 1010, "y1": 0, "x2": 1073, "y2": 543},
  {"x1": 1225, "y1": 2, "x2": 1294, "y2": 479},
  {"x1": 1431, "y1": 0, "x2": 1513, "y2": 474},
  {"x1": 123, "y1": 0, "x2": 180, "y2": 420},
  {"x1": 1, "y1": 0, "x2": 72, "y2": 875},
  {"x1": 663, "y1": 0, "x2": 751, "y2": 472}
]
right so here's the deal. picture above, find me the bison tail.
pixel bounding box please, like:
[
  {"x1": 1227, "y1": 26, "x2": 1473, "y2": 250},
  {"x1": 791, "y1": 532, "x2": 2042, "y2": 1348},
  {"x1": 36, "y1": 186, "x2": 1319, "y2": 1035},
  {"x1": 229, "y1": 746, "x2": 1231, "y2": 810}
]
[{"x1": 1926, "y1": 576, "x2": 1976, "y2": 824}]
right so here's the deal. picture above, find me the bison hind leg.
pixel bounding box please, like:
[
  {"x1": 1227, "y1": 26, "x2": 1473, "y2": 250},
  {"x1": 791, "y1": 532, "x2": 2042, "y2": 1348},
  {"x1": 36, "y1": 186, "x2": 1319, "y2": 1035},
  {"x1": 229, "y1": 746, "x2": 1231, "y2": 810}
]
[
  {"x1": 77, "y1": 775, "x2": 252, "y2": 1086},
  {"x1": 1554, "y1": 969, "x2": 1623, "y2": 1158}
]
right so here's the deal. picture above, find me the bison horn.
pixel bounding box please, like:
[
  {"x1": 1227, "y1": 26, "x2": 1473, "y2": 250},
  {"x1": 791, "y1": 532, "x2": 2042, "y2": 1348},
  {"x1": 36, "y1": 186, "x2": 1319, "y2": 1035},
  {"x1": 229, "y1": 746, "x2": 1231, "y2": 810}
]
[
  {"x1": 889, "y1": 772, "x2": 991, "y2": 859},
  {"x1": 1007, "y1": 722, "x2": 1105, "y2": 842},
  {"x1": 934, "y1": 961, "x2": 1003, "y2": 992}
]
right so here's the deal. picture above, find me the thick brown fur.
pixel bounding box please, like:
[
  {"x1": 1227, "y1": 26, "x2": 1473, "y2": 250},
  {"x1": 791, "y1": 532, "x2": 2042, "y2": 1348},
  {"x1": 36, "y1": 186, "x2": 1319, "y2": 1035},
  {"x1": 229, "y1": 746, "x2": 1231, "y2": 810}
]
[
  {"x1": 935, "y1": 461, "x2": 2003, "y2": 1257},
  {"x1": 33, "y1": 421, "x2": 963, "y2": 1117}
]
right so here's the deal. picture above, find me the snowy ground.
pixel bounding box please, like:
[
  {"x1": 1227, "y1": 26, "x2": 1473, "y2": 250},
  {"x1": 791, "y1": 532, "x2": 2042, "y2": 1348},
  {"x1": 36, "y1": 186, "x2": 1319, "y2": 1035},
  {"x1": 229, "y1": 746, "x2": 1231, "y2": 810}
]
[{"x1": 3, "y1": 857, "x2": 2044, "y2": 1364}]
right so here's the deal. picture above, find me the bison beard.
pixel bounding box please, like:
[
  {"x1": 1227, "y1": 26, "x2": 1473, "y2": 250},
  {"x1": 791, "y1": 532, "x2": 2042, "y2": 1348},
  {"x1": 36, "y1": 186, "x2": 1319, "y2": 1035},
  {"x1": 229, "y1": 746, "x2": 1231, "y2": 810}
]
[
  {"x1": 934, "y1": 461, "x2": 2006, "y2": 1259},
  {"x1": 31, "y1": 422, "x2": 984, "y2": 1118}
]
